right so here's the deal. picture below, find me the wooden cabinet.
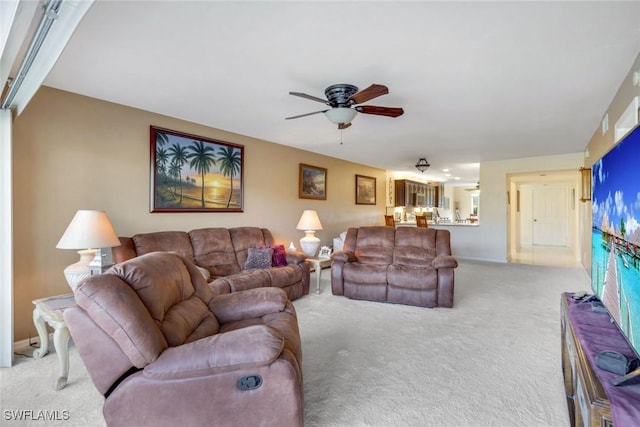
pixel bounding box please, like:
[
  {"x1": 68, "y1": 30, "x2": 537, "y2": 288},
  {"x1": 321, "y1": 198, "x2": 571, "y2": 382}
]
[
  {"x1": 394, "y1": 179, "x2": 410, "y2": 207},
  {"x1": 561, "y1": 295, "x2": 613, "y2": 427},
  {"x1": 394, "y1": 179, "x2": 440, "y2": 207}
]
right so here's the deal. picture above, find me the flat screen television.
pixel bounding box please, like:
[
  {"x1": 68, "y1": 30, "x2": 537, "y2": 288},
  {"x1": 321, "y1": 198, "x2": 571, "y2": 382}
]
[{"x1": 591, "y1": 122, "x2": 640, "y2": 385}]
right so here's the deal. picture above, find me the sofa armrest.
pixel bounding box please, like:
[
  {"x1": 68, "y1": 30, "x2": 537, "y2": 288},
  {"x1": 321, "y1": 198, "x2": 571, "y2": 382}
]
[
  {"x1": 112, "y1": 237, "x2": 137, "y2": 264},
  {"x1": 285, "y1": 250, "x2": 307, "y2": 265},
  {"x1": 143, "y1": 325, "x2": 284, "y2": 380},
  {"x1": 432, "y1": 254, "x2": 458, "y2": 269},
  {"x1": 331, "y1": 250, "x2": 357, "y2": 263},
  {"x1": 210, "y1": 287, "x2": 288, "y2": 324}
]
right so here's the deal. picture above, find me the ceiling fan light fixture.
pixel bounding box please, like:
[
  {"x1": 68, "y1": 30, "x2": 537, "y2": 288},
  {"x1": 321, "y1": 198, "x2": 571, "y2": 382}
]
[
  {"x1": 325, "y1": 107, "x2": 357, "y2": 125},
  {"x1": 415, "y1": 157, "x2": 430, "y2": 173}
]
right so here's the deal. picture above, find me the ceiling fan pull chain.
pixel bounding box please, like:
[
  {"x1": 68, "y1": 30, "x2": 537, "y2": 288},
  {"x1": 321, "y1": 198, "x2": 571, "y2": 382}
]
[{"x1": 340, "y1": 129, "x2": 343, "y2": 145}]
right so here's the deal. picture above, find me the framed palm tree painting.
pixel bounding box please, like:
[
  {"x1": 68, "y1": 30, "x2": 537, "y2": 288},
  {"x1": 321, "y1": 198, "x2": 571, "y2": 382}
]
[{"x1": 150, "y1": 126, "x2": 244, "y2": 212}]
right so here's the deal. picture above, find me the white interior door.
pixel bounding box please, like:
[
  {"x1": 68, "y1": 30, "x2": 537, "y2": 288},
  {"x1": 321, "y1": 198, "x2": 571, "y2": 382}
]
[{"x1": 532, "y1": 185, "x2": 569, "y2": 246}]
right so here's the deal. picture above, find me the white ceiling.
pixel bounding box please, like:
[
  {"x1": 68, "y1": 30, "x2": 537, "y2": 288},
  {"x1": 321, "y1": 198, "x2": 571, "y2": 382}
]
[{"x1": 43, "y1": 1, "x2": 640, "y2": 185}]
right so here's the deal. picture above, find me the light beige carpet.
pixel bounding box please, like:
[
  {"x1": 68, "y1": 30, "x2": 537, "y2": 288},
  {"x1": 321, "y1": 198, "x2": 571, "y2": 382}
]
[{"x1": 0, "y1": 260, "x2": 589, "y2": 426}]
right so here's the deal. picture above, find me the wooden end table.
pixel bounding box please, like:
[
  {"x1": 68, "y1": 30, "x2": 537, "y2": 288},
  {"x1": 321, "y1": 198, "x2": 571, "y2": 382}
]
[
  {"x1": 306, "y1": 258, "x2": 331, "y2": 294},
  {"x1": 32, "y1": 293, "x2": 76, "y2": 390}
]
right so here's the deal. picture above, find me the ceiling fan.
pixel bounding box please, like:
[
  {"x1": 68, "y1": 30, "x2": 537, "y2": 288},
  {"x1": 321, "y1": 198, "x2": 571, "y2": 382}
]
[
  {"x1": 465, "y1": 182, "x2": 481, "y2": 191},
  {"x1": 285, "y1": 83, "x2": 404, "y2": 129}
]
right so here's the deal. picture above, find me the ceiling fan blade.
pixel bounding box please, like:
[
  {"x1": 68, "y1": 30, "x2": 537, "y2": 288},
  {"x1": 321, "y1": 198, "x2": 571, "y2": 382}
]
[
  {"x1": 285, "y1": 110, "x2": 328, "y2": 120},
  {"x1": 338, "y1": 122, "x2": 352, "y2": 130},
  {"x1": 289, "y1": 92, "x2": 329, "y2": 105},
  {"x1": 355, "y1": 105, "x2": 404, "y2": 117},
  {"x1": 348, "y1": 84, "x2": 389, "y2": 104}
]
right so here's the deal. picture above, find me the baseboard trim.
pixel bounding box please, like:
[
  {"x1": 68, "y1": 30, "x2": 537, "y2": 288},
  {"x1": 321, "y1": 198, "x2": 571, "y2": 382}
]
[
  {"x1": 457, "y1": 256, "x2": 507, "y2": 263},
  {"x1": 13, "y1": 334, "x2": 44, "y2": 354}
]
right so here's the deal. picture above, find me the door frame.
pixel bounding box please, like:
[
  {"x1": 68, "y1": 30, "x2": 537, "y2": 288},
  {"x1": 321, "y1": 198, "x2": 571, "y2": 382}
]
[{"x1": 507, "y1": 170, "x2": 580, "y2": 264}]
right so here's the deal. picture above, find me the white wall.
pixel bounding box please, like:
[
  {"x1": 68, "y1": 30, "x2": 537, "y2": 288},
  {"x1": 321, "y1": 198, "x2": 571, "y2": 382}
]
[
  {"x1": 0, "y1": 109, "x2": 13, "y2": 367},
  {"x1": 441, "y1": 153, "x2": 584, "y2": 262},
  {"x1": 453, "y1": 187, "x2": 475, "y2": 220}
]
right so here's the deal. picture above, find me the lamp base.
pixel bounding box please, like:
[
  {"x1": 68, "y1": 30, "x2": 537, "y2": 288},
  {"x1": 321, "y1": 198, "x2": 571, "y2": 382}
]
[
  {"x1": 63, "y1": 249, "x2": 97, "y2": 291},
  {"x1": 89, "y1": 247, "x2": 114, "y2": 275},
  {"x1": 299, "y1": 231, "x2": 320, "y2": 258}
]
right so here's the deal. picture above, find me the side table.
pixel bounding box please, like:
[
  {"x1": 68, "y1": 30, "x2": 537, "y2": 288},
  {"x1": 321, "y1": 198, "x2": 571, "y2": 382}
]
[
  {"x1": 32, "y1": 293, "x2": 76, "y2": 390},
  {"x1": 306, "y1": 258, "x2": 331, "y2": 294}
]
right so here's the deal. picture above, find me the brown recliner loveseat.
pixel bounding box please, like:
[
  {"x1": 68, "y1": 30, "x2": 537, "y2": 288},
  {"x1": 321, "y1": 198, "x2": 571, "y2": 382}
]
[
  {"x1": 64, "y1": 251, "x2": 304, "y2": 427},
  {"x1": 112, "y1": 226, "x2": 310, "y2": 301},
  {"x1": 331, "y1": 226, "x2": 458, "y2": 308}
]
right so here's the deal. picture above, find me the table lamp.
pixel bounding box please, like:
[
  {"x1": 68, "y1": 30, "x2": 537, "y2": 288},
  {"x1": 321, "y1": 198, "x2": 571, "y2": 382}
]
[
  {"x1": 56, "y1": 210, "x2": 121, "y2": 291},
  {"x1": 296, "y1": 210, "x2": 323, "y2": 257}
]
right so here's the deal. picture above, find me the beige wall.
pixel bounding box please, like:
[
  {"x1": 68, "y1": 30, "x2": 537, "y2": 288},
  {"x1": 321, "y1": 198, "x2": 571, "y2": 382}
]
[
  {"x1": 12, "y1": 87, "x2": 386, "y2": 341},
  {"x1": 581, "y1": 53, "x2": 640, "y2": 272}
]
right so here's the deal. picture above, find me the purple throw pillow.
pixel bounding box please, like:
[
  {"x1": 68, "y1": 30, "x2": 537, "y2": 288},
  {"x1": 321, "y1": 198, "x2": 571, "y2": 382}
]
[{"x1": 271, "y1": 244, "x2": 288, "y2": 267}]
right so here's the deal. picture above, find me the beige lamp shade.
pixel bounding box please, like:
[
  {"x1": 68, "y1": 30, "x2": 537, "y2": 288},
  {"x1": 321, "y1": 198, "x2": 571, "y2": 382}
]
[
  {"x1": 57, "y1": 210, "x2": 120, "y2": 290},
  {"x1": 296, "y1": 210, "x2": 323, "y2": 231},
  {"x1": 56, "y1": 210, "x2": 121, "y2": 249},
  {"x1": 296, "y1": 210, "x2": 323, "y2": 258}
]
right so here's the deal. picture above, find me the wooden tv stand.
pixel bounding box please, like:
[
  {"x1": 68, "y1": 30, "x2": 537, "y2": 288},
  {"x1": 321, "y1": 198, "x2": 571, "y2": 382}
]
[
  {"x1": 561, "y1": 294, "x2": 612, "y2": 426},
  {"x1": 561, "y1": 293, "x2": 640, "y2": 426}
]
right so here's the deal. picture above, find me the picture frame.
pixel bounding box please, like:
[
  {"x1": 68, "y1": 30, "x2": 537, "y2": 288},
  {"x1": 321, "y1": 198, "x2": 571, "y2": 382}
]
[
  {"x1": 150, "y1": 126, "x2": 244, "y2": 212},
  {"x1": 318, "y1": 245, "x2": 332, "y2": 259},
  {"x1": 299, "y1": 163, "x2": 327, "y2": 200},
  {"x1": 355, "y1": 174, "x2": 376, "y2": 205}
]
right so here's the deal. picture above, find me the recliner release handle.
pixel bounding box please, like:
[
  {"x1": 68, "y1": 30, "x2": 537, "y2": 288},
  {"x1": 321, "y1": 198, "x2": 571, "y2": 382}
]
[{"x1": 237, "y1": 374, "x2": 263, "y2": 391}]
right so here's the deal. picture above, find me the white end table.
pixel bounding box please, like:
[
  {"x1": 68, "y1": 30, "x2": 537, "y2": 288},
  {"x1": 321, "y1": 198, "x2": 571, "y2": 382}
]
[
  {"x1": 32, "y1": 293, "x2": 75, "y2": 390},
  {"x1": 306, "y1": 258, "x2": 331, "y2": 294}
]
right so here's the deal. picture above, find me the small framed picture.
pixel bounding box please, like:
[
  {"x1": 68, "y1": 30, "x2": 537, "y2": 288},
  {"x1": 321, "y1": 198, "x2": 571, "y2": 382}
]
[
  {"x1": 355, "y1": 174, "x2": 376, "y2": 205},
  {"x1": 318, "y1": 245, "x2": 332, "y2": 259},
  {"x1": 299, "y1": 163, "x2": 327, "y2": 200}
]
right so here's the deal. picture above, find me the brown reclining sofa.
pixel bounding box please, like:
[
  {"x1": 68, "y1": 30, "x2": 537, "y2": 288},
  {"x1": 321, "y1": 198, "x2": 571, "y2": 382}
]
[
  {"x1": 331, "y1": 226, "x2": 458, "y2": 308},
  {"x1": 112, "y1": 226, "x2": 310, "y2": 301},
  {"x1": 65, "y1": 251, "x2": 304, "y2": 426}
]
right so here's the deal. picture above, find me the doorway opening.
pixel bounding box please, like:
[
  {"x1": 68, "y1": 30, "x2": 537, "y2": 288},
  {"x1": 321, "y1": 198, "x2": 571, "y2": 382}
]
[{"x1": 507, "y1": 170, "x2": 581, "y2": 268}]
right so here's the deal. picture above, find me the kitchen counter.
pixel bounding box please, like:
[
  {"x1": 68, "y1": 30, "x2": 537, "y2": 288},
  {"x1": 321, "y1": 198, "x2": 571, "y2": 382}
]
[
  {"x1": 392, "y1": 219, "x2": 484, "y2": 260},
  {"x1": 432, "y1": 222, "x2": 479, "y2": 227},
  {"x1": 396, "y1": 221, "x2": 479, "y2": 227}
]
